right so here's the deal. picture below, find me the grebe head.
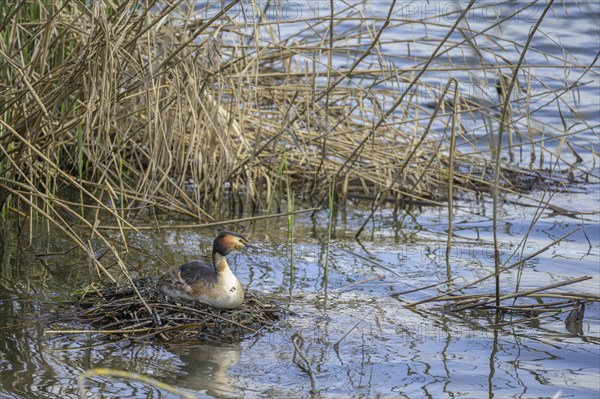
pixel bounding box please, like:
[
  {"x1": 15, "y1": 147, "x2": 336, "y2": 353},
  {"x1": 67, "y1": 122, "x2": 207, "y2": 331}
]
[{"x1": 213, "y1": 231, "x2": 253, "y2": 256}]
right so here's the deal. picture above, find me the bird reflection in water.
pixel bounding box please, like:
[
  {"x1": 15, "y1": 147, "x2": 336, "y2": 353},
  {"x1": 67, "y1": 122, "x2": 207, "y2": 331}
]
[{"x1": 170, "y1": 343, "x2": 242, "y2": 397}]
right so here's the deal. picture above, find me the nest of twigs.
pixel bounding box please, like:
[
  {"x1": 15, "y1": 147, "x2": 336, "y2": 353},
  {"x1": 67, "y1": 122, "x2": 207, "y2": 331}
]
[{"x1": 75, "y1": 277, "x2": 286, "y2": 342}]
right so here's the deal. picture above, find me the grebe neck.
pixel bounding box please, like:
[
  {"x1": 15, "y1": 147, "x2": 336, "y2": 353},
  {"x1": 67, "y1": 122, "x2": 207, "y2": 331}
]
[{"x1": 212, "y1": 252, "x2": 229, "y2": 273}]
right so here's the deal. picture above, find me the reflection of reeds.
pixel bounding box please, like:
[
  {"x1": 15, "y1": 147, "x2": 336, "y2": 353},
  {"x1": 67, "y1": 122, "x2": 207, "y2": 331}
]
[
  {"x1": 78, "y1": 367, "x2": 196, "y2": 399},
  {"x1": 0, "y1": 2, "x2": 593, "y2": 276}
]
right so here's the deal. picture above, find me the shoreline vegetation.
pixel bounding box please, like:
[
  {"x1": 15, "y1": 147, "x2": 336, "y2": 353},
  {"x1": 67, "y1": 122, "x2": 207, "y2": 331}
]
[{"x1": 0, "y1": 2, "x2": 597, "y2": 310}]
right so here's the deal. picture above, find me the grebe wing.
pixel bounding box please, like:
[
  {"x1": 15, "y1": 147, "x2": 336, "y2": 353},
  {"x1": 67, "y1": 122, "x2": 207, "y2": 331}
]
[{"x1": 177, "y1": 261, "x2": 217, "y2": 284}]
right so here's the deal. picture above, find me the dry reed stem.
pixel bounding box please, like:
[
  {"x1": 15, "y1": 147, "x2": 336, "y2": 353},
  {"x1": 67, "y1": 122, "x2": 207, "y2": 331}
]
[
  {"x1": 491, "y1": 0, "x2": 556, "y2": 309},
  {"x1": 423, "y1": 292, "x2": 600, "y2": 303},
  {"x1": 93, "y1": 207, "x2": 320, "y2": 230},
  {"x1": 445, "y1": 79, "x2": 459, "y2": 282},
  {"x1": 446, "y1": 276, "x2": 592, "y2": 313}
]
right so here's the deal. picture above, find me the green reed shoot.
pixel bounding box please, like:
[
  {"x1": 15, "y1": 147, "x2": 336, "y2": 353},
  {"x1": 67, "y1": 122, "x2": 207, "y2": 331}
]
[{"x1": 323, "y1": 177, "x2": 335, "y2": 291}]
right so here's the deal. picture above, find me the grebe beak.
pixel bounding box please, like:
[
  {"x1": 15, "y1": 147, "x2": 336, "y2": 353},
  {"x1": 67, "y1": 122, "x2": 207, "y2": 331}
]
[{"x1": 243, "y1": 241, "x2": 257, "y2": 249}]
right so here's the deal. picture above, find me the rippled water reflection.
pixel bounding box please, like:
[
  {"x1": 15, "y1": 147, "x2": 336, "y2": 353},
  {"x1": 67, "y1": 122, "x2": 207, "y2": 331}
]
[{"x1": 1, "y1": 184, "x2": 598, "y2": 398}]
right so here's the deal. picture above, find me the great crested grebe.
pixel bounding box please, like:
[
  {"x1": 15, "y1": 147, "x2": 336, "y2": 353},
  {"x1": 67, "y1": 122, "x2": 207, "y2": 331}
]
[{"x1": 158, "y1": 231, "x2": 253, "y2": 309}]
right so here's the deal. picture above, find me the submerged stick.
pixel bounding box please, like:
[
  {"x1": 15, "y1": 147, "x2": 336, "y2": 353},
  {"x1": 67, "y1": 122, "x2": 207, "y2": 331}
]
[
  {"x1": 341, "y1": 249, "x2": 403, "y2": 280},
  {"x1": 333, "y1": 309, "x2": 374, "y2": 354},
  {"x1": 335, "y1": 275, "x2": 385, "y2": 291},
  {"x1": 394, "y1": 277, "x2": 458, "y2": 296}
]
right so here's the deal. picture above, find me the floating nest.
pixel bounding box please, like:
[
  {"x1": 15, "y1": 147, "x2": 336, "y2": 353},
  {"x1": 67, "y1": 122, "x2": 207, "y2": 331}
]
[{"x1": 74, "y1": 277, "x2": 286, "y2": 342}]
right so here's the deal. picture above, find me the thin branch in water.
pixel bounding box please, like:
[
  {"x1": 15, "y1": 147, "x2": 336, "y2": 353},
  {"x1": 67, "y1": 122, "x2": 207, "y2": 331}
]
[{"x1": 291, "y1": 333, "x2": 319, "y2": 395}]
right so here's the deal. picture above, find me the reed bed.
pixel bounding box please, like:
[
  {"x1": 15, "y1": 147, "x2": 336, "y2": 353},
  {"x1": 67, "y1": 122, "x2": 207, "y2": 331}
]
[
  {"x1": 0, "y1": 0, "x2": 592, "y2": 223},
  {"x1": 47, "y1": 277, "x2": 285, "y2": 342},
  {"x1": 1, "y1": 1, "x2": 595, "y2": 283}
]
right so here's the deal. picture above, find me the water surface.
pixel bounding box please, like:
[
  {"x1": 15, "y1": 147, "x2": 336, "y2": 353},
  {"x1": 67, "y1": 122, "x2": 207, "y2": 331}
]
[{"x1": 1, "y1": 0, "x2": 599, "y2": 398}]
